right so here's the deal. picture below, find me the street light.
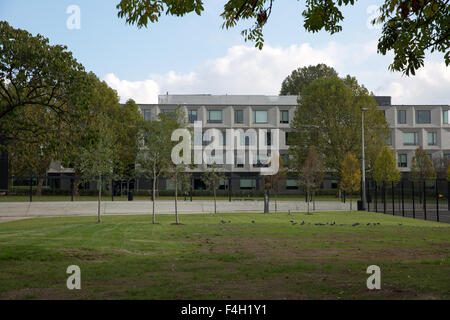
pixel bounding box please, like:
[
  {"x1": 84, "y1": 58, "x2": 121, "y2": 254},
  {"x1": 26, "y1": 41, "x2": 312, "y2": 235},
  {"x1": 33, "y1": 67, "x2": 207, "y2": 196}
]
[{"x1": 361, "y1": 107, "x2": 368, "y2": 211}]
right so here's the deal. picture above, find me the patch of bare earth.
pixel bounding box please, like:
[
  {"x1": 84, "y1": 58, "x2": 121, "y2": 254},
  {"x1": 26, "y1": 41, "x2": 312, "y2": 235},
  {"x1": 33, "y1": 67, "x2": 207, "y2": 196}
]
[{"x1": 54, "y1": 248, "x2": 108, "y2": 262}]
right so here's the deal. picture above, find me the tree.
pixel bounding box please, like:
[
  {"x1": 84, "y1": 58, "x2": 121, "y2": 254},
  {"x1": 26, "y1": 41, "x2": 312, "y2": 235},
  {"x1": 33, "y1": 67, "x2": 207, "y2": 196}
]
[
  {"x1": 165, "y1": 166, "x2": 190, "y2": 224},
  {"x1": 6, "y1": 106, "x2": 61, "y2": 196},
  {"x1": 299, "y1": 146, "x2": 325, "y2": 213},
  {"x1": 263, "y1": 155, "x2": 287, "y2": 212},
  {"x1": 289, "y1": 76, "x2": 390, "y2": 178},
  {"x1": 410, "y1": 147, "x2": 436, "y2": 207},
  {"x1": 373, "y1": 146, "x2": 401, "y2": 188},
  {"x1": 116, "y1": 1, "x2": 450, "y2": 75},
  {"x1": 0, "y1": 21, "x2": 87, "y2": 142},
  {"x1": 410, "y1": 147, "x2": 436, "y2": 183},
  {"x1": 340, "y1": 152, "x2": 361, "y2": 211},
  {"x1": 136, "y1": 108, "x2": 183, "y2": 223},
  {"x1": 78, "y1": 116, "x2": 115, "y2": 223},
  {"x1": 201, "y1": 163, "x2": 225, "y2": 214},
  {"x1": 280, "y1": 64, "x2": 338, "y2": 96},
  {"x1": 112, "y1": 99, "x2": 143, "y2": 176},
  {"x1": 433, "y1": 156, "x2": 449, "y2": 180}
]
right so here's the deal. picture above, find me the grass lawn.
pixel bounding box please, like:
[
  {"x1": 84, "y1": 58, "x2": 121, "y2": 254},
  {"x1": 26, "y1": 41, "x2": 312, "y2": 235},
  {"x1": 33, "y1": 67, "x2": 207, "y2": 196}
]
[{"x1": 0, "y1": 211, "x2": 448, "y2": 300}]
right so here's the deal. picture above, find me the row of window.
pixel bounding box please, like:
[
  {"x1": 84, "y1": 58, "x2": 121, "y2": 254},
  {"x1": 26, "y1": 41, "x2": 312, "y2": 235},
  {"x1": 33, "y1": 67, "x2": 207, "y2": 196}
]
[
  {"x1": 396, "y1": 109, "x2": 450, "y2": 125},
  {"x1": 144, "y1": 108, "x2": 290, "y2": 124},
  {"x1": 200, "y1": 131, "x2": 290, "y2": 146},
  {"x1": 402, "y1": 132, "x2": 437, "y2": 146},
  {"x1": 397, "y1": 152, "x2": 450, "y2": 168}
]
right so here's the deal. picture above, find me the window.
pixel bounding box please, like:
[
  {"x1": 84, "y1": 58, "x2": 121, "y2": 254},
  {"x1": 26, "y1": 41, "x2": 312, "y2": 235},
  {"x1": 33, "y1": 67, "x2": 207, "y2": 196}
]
[
  {"x1": 188, "y1": 110, "x2": 197, "y2": 123},
  {"x1": 416, "y1": 110, "x2": 431, "y2": 124},
  {"x1": 207, "y1": 110, "x2": 222, "y2": 123},
  {"x1": 235, "y1": 153, "x2": 244, "y2": 168},
  {"x1": 444, "y1": 153, "x2": 450, "y2": 160},
  {"x1": 219, "y1": 179, "x2": 228, "y2": 190},
  {"x1": 253, "y1": 110, "x2": 268, "y2": 124},
  {"x1": 286, "y1": 179, "x2": 298, "y2": 190},
  {"x1": 143, "y1": 109, "x2": 152, "y2": 121},
  {"x1": 398, "y1": 154, "x2": 408, "y2": 168},
  {"x1": 240, "y1": 179, "x2": 256, "y2": 190},
  {"x1": 266, "y1": 131, "x2": 272, "y2": 146},
  {"x1": 285, "y1": 132, "x2": 290, "y2": 146},
  {"x1": 428, "y1": 132, "x2": 437, "y2": 146},
  {"x1": 398, "y1": 110, "x2": 406, "y2": 124},
  {"x1": 280, "y1": 110, "x2": 289, "y2": 124},
  {"x1": 234, "y1": 109, "x2": 243, "y2": 124},
  {"x1": 403, "y1": 132, "x2": 418, "y2": 145},
  {"x1": 160, "y1": 109, "x2": 176, "y2": 120},
  {"x1": 444, "y1": 110, "x2": 449, "y2": 124}
]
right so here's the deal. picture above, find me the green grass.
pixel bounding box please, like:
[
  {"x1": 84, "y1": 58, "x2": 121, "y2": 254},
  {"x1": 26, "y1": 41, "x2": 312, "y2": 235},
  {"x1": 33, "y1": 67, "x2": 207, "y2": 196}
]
[
  {"x1": 0, "y1": 195, "x2": 342, "y2": 202},
  {"x1": 0, "y1": 211, "x2": 448, "y2": 300}
]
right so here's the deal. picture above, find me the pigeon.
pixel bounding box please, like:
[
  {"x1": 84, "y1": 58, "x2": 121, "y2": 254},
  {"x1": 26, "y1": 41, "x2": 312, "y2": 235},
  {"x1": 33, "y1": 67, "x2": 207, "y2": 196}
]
[
  {"x1": 398, "y1": 223, "x2": 402, "y2": 226},
  {"x1": 290, "y1": 220, "x2": 294, "y2": 223},
  {"x1": 352, "y1": 223, "x2": 360, "y2": 227},
  {"x1": 331, "y1": 222, "x2": 336, "y2": 226},
  {"x1": 228, "y1": 220, "x2": 231, "y2": 223},
  {"x1": 367, "y1": 223, "x2": 371, "y2": 226},
  {"x1": 340, "y1": 224, "x2": 345, "y2": 226},
  {"x1": 251, "y1": 220, "x2": 255, "y2": 224},
  {"x1": 300, "y1": 221, "x2": 305, "y2": 225},
  {"x1": 221, "y1": 220, "x2": 226, "y2": 224}
]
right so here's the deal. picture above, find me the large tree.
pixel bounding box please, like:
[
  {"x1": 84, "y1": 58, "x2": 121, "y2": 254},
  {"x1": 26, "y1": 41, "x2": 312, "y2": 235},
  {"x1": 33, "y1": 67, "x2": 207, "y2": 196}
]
[
  {"x1": 289, "y1": 76, "x2": 390, "y2": 177},
  {"x1": 0, "y1": 21, "x2": 88, "y2": 142},
  {"x1": 116, "y1": 0, "x2": 450, "y2": 75},
  {"x1": 280, "y1": 64, "x2": 338, "y2": 96}
]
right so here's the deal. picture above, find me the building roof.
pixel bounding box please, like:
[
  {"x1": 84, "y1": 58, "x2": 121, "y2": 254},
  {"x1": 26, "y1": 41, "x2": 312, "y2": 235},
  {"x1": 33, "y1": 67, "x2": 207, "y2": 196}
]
[{"x1": 157, "y1": 94, "x2": 299, "y2": 106}]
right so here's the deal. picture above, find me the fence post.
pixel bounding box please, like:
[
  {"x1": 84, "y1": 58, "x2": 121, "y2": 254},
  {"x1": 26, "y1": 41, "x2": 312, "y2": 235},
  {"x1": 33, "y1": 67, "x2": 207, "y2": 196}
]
[
  {"x1": 412, "y1": 181, "x2": 415, "y2": 219},
  {"x1": 423, "y1": 180, "x2": 427, "y2": 220},
  {"x1": 436, "y1": 180, "x2": 439, "y2": 222},
  {"x1": 375, "y1": 182, "x2": 378, "y2": 213},
  {"x1": 392, "y1": 181, "x2": 395, "y2": 215},
  {"x1": 448, "y1": 181, "x2": 450, "y2": 211},
  {"x1": 401, "y1": 180, "x2": 404, "y2": 217},
  {"x1": 383, "y1": 182, "x2": 386, "y2": 214}
]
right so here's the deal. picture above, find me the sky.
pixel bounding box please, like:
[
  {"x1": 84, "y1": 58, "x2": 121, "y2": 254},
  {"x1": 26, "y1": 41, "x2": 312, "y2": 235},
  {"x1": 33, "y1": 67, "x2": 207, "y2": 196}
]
[{"x1": 1, "y1": 0, "x2": 449, "y2": 105}]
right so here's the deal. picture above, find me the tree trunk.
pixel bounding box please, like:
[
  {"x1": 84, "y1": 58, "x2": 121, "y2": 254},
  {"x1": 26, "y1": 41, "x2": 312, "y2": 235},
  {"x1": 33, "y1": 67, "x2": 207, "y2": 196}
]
[
  {"x1": 307, "y1": 188, "x2": 310, "y2": 213},
  {"x1": 73, "y1": 174, "x2": 81, "y2": 197},
  {"x1": 350, "y1": 193, "x2": 352, "y2": 211},
  {"x1": 97, "y1": 174, "x2": 102, "y2": 223},
  {"x1": 175, "y1": 175, "x2": 179, "y2": 224},
  {"x1": 213, "y1": 187, "x2": 217, "y2": 214},
  {"x1": 36, "y1": 176, "x2": 45, "y2": 196},
  {"x1": 152, "y1": 172, "x2": 156, "y2": 224},
  {"x1": 313, "y1": 190, "x2": 316, "y2": 211}
]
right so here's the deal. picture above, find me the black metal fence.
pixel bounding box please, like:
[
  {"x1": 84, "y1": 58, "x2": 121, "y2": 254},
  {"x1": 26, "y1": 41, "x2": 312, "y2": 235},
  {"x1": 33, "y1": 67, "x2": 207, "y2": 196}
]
[{"x1": 366, "y1": 179, "x2": 450, "y2": 223}]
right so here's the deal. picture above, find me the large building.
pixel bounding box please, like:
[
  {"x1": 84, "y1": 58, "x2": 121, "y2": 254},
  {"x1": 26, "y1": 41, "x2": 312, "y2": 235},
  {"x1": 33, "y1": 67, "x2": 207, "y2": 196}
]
[{"x1": 140, "y1": 94, "x2": 450, "y2": 193}]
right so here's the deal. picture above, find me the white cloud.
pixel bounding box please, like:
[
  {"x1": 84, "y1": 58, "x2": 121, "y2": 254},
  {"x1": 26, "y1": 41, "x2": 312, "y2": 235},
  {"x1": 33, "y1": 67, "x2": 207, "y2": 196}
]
[{"x1": 103, "y1": 42, "x2": 449, "y2": 105}]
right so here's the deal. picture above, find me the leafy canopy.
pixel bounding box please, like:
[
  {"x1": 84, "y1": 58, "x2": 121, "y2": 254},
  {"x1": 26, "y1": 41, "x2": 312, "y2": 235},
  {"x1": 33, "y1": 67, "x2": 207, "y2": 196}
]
[
  {"x1": 410, "y1": 147, "x2": 436, "y2": 182},
  {"x1": 373, "y1": 146, "x2": 401, "y2": 186},
  {"x1": 340, "y1": 152, "x2": 361, "y2": 194},
  {"x1": 116, "y1": 0, "x2": 450, "y2": 75},
  {"x1": 289, "y1": 75, "x2": 390, "y2": 176}
]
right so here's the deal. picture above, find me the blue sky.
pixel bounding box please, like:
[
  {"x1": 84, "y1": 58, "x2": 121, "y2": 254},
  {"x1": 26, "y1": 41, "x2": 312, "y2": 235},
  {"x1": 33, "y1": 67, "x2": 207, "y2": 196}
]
[{"x1": 1, "y1": 0, "x2": 448, "y2": 104}]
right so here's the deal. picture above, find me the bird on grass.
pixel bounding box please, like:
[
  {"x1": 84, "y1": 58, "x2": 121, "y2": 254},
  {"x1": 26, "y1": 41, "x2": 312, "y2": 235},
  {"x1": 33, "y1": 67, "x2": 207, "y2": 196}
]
[
  {"x1": 220, "y1": 220, "x2": 226, "y2": 224},
  {"x1": 300, "y1": 221, "x2": 305, "y2": 225},
  {"x1": 228, "y1": 220, "x2": 231, "y2": 223},
  {"x1": 251, "y1": 220, "x2": 255, "y2": 224},
  {"x1": 352, "y1": 223, "x2": 360, "y2": 227},
  {"x1": 398, "y1": 223, "x2": 402, "y2": 226},
  {"x1": 367, "y1": 223, "x2": 371, "y2": 226}
]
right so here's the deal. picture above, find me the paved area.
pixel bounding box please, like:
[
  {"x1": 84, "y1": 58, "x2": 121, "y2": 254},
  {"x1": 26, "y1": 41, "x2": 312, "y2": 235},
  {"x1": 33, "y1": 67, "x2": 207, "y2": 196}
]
[
  {"x1": 0, "y1": 200, "x2": 351, "y2": 218},
  {"x1": 0, "y1": 217, "x2": 31, "y2": 223}
]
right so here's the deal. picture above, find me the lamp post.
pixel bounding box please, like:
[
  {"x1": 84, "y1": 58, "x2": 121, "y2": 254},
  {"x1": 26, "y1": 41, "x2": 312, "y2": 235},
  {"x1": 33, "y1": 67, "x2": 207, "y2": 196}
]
[{"x1": 361, "y1": 107, "x2": 368, "y2": 210}]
